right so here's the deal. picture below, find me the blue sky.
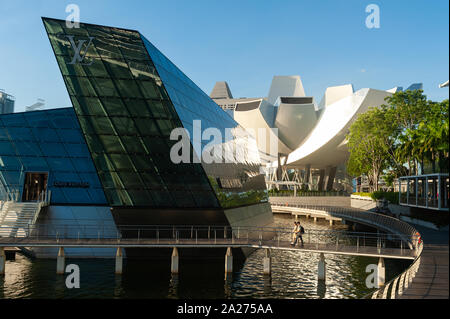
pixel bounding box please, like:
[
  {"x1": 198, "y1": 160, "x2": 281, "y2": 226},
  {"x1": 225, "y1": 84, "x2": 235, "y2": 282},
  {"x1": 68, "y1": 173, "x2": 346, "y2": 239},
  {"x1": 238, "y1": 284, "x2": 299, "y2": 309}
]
[{"x1": 0, "y1": 0, "x2": 448, "y2": 112}]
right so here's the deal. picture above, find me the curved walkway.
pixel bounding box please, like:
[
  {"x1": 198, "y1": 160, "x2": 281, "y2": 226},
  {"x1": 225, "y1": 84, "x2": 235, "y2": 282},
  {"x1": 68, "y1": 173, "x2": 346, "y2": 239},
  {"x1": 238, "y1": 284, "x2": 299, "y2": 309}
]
[
  {"x1": 270, "y1": 197, "x2": 449, "y2": 299},
  {"x1": 399, "y1": 244, "x2": 448, "y2": 299},
  {"x1": 399, "y1": 223, "x2": 449, "y2": 299}
]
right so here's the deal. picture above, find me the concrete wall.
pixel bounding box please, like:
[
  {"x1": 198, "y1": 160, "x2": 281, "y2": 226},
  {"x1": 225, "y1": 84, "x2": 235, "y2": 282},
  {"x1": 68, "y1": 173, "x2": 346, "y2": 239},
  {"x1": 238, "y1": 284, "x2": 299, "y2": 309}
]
[
  {"x1": 224, "y1": 202, "x2": 274, "y2": 228},
  {"x1": 33, "y1": 205, "x2": 118, "y2": 258},
  {"x1": 269, "y1": 196, "x2": 351, "y2": 207},
  {"x1": 350, "y1": 197, "x2": 377, "y2": 210}
]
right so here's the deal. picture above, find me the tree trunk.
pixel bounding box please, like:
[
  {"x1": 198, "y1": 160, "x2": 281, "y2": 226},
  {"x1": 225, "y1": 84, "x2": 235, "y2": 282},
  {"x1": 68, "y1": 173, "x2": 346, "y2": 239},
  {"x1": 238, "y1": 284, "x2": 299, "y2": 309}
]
[
  {"x1": 432, "y1": 153, "x2": 436, "y2": 173},
  {"x1": 421, "y1": 154, "x2": 424, "y2": 175}
]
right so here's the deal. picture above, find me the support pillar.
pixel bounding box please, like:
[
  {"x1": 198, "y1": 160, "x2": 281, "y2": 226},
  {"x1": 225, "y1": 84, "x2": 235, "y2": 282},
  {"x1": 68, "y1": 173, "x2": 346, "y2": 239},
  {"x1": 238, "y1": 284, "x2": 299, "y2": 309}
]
[
  {"x1": 318, "y1": 169, "x2": 326, "y2": 191},
  {"x1": 318, "y1": 253, "x2": 326, "y2": 281},
  {"x1": 377, "y1": 257, "x2": 385, "y2": 287},
  {"x1": 0, "y1": 247, "x2": 5, "y2": 276},
  {"x1": 56, "y1": 247, "x2": 65, "y2": 275},
  {"x1": 225, "y1": 247, "x2": 233, "y2": 274},
  {"x1": 263, "y1": 249, "x2": 271, "y2": 276},
  {"x1": 313, "y1": 217, "x2": 317, "y2": 223},
  {"x1": 305, "y1": 165, "x2": 311, "y2": 189},
  {"x1": 329, "y1": 219, "x2": 334, "y2": 226},
  {"x1": 276, "y1": 154, "x2": 283, "y2": 181},
  {"x1": 325, "y1": 166, "x2": 337, "y2": 191},
  {"x1": 115, "y1": 247, "x2": 123, "y2": 275},
  {"x1": 171, "y1": 247, "x2": 179, "y2": 274}
]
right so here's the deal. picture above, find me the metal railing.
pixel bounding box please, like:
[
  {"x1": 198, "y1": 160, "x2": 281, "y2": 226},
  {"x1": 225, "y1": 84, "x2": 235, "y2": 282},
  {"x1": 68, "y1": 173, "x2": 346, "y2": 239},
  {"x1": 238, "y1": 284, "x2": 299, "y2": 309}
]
[
  {"x1": 268, "y1": 191, "x2": 349, "y2": 197},
  {"x1": 0, "y1": 223, "x2": 418, "y2": 258},
  {"x1": 267, "y1": 200, "x2": 424, "y2": 299},
  {"x1": 367, "y1": 242, "x2": 423, "y2": 299},
  {"x1": 269, "y1": 200, "x2": 419, "y2": 243}
]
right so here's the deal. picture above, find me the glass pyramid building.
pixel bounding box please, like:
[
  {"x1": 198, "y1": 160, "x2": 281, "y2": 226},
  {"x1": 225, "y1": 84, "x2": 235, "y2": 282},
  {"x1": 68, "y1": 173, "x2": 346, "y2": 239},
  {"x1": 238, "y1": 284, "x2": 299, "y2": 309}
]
[{"x1": 38, "y1": 17, "x2": 273, "y2": 247}]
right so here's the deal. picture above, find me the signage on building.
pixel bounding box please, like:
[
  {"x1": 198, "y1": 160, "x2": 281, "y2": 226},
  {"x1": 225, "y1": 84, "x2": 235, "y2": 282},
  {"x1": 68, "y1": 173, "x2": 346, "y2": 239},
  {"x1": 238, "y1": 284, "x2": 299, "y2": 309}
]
[{"x1": 53, "y1": 181, "x2": 90, "y2": 188}]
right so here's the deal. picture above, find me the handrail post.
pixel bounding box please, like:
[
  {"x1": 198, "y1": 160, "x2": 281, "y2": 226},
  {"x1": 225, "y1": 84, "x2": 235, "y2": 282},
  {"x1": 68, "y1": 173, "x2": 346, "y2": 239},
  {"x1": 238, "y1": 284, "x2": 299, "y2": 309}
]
[{"x1": 357, "y1": 236, "x2": 359, "y2": 252}]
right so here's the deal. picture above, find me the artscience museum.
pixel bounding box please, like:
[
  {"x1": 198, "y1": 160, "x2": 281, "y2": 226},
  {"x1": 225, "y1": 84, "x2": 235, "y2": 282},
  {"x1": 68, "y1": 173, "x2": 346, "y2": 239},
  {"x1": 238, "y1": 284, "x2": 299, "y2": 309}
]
[{"x1": 211, "y1": 77, "x2": 424, "y2": 193}]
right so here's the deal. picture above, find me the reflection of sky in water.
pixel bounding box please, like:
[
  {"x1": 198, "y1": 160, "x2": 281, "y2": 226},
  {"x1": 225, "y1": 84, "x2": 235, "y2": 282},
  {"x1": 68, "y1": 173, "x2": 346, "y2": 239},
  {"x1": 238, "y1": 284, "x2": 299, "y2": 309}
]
[{"x1": 0, "y1": 216, "x2": 411, "y2": 299}]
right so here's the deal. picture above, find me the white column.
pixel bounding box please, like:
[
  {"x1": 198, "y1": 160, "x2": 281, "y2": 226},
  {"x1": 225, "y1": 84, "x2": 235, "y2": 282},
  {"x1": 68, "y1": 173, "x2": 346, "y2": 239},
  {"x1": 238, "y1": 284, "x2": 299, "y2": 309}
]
[
  {"x1": 263, "y1": 249, "x2": 271, "y2": 276},
  {"x1": 171, "y1": 247, "x2": 179, "y2": 274},
  {"x1": 56, "y1": 247, "x2": 65, "y2": 275},
  {"x1": 415, "y1": 177, "x2": 418, "y2": 206},
  {"x1": 438, "y1": 175, "x2": 442, "y2": 210},
  {"x1": 0, "y1": 247, "x2": 5, "y2": 276},
  {"x1": 318, "y1": 253, "x2": 326, "y2": 281},
  {"x1": 377, "y1": 257, "x2": 385, "y2": 287},
  {"x1": 225, "y1": 247, "x2": 233, "y2": 274},
  {"x1": 115, "y1": 247, "x2": 123, "y2": 275}
]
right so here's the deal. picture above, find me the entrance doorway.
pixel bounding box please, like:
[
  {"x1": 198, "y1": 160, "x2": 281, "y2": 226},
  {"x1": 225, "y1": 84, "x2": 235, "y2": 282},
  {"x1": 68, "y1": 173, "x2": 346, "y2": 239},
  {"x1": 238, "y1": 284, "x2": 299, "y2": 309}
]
[{"x1": 22, "y1": 172, "x2": 48, "y2": 202}]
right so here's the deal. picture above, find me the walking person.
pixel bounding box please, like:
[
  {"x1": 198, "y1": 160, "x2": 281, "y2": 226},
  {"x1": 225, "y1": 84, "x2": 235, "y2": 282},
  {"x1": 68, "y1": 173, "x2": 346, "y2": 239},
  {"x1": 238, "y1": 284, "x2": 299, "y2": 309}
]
[
  {"x1": 293, "y1": 222, "x2": 305, "y2": 247},
  {"x1": 290, "y1": 221, "x2": 298, "y2": 245}
]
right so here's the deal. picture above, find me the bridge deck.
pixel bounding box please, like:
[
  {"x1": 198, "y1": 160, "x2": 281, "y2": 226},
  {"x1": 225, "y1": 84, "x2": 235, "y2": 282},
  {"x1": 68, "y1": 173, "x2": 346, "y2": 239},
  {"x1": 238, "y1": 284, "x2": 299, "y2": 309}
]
[
  {"x1": 399, "y1": 244, "x2": 449, "y2": 299},
  {"x1": 0, "y1": 237, "x2": 416, "y2": 260}
]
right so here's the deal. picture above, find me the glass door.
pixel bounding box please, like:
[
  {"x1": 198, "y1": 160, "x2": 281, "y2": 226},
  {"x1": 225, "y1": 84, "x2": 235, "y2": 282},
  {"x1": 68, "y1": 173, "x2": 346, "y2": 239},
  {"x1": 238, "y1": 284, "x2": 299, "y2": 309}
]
[{"x1": 21, "y1": 172, "x2": 48, "y2": 202}]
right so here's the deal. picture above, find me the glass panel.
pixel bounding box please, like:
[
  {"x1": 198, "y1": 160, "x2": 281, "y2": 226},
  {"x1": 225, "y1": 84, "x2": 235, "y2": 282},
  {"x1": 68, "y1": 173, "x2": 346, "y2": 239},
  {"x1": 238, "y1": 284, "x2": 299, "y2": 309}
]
[
  {"x1": 0, "y1": 107, "x2": 106, "y2": 205},
  {"x1": 125, "y1": 99, "x2": 153, "y2": 117},
  {"x1": 89, "y1": 77, "x2": 119, "y2": 97}
]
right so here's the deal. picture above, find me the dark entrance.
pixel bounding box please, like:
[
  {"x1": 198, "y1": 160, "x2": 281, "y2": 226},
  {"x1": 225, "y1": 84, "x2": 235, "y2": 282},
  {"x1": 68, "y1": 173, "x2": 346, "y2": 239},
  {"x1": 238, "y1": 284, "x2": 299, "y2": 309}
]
[{"x1": 22, "y1": 172, "x2": 48, "y2": 202}]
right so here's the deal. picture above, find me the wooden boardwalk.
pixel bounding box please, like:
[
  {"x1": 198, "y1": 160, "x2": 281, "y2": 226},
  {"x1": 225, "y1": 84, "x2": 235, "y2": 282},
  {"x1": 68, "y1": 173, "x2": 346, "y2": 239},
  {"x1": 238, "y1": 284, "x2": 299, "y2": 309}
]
[{"x1": 399, "y1": 244, "x2": 449, "y2": 299}]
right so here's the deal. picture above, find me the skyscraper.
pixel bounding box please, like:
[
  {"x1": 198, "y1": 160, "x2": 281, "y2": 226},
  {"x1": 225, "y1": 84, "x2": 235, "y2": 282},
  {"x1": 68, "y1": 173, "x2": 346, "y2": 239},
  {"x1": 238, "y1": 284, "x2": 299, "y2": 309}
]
[{"x1": 0, "y1": 90, "x2": 15, "y2": 114}]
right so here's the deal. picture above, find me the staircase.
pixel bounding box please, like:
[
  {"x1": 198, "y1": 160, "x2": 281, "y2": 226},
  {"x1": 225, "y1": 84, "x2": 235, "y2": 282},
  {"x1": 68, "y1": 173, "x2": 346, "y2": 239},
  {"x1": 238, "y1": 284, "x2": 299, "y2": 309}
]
[{"x1": 0, "y1": 201, "x2": 43, "y2": 237}]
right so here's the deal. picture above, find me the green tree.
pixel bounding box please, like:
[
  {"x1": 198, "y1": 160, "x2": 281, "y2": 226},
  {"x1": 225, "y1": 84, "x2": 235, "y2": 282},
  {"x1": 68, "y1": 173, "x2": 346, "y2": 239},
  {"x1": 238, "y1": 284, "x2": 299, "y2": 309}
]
[
  {"x1": 412, "y1": 99, "x2": 449, "y2": 173},
  {"x1": 347, "y1": 107, "x2": 392, "y2": 191},
  {"x1": 384, "y1": 90, "x2": 428, "y2": 175}
]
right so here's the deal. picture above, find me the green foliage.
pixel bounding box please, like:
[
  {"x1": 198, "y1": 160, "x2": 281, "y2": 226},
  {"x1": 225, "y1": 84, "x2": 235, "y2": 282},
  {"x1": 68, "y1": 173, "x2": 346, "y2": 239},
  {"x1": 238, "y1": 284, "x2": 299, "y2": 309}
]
[
  {"x1": 268, "y1": 189, "x2": 347, "y2": 196},
  {"x1": 352, "y1": 192, "x2": 372, "y2": 198},
  {"x1": 371, "y1": 191, "x2": 399, "y2": 205},
  {"x1": 208, "y1": 176, "x2": 268, "y2": 208},
  {"x1": 347, "y1": 90, "x2": 449, "y2": 190},
  {"x1": 352, "y1": 191, "x2": 399, "y2": 205},
  {"x1": 347, "y1": 106, "x2": 394, "y2": 191},
  {"x1": 383, "y1": 172, "x2": 395, "y2": 187}
]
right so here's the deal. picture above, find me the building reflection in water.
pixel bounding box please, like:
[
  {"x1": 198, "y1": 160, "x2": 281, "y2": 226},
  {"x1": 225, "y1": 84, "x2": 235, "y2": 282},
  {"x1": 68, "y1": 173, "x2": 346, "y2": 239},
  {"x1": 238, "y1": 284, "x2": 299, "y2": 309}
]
[{"x1": 168, "y1": 274, "x2": 179, "y2": 299}]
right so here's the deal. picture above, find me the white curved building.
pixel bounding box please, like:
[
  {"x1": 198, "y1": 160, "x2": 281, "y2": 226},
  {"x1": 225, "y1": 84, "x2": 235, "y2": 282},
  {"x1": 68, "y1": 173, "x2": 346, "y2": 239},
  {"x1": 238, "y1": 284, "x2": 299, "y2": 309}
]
[{"x1": 211, "y1": 77, "x2": 422, "y2": 192}]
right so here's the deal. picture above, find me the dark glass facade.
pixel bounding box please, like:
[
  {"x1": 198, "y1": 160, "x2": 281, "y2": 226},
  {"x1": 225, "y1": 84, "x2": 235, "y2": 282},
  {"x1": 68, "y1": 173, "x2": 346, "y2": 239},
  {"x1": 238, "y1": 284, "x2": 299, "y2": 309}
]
[
  {"x1": 43, "y1": 18, "x2": 218, "y2": 208},
  {"x1": 42, "y1": 17, "x2": 268, "y2": 211},
  {"x1": 0, "y1": 108, "x2": 107, "y2": 204},
  {"x1": 143, "y1": 37, "x2": 268, "y2": 208}
]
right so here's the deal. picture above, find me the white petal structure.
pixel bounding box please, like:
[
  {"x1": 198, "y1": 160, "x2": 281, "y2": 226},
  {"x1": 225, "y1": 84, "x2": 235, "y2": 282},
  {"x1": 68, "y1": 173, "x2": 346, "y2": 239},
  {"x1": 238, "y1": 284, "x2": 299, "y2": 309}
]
[
  {"x1": 267, "y1": 75, "x2": 306, "y2": 105},
  {"x1": 285, "y1": 88, "x2": 391, "y2": 169},
  {"x1": 211, "y1": 77, "x2": 420, "y2": 191}
]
